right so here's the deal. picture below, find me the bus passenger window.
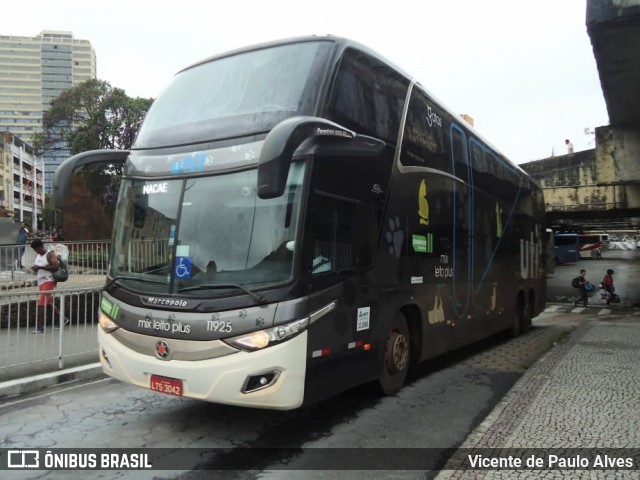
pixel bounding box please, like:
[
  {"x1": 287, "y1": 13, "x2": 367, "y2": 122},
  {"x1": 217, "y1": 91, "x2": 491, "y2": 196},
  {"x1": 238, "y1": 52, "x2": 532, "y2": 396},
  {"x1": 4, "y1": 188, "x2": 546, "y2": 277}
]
[
  {"x1": 451, "y1": 127, "x2": 469, "y2": 184},
  {"x1": 327, "y1": 48, "x2": 408, "y2": 145},
  {"x1": 400, "y1": 87, "x2": 449, "y2": 173},
  {"x1": 313, "y1": 242, "x2": 332, "y2": 273},
  {"x1": 310, "y1": 198, "x2": 356, "y2": 280}
]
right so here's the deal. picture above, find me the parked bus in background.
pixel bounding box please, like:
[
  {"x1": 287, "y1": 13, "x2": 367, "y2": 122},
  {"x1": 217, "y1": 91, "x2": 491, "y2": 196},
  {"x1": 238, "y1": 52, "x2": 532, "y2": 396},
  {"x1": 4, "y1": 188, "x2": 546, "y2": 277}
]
[
  {"x1": 579, "y1": 234, "x2": 607, "y2": 258},
  {"x1": 53, "y1": 36, "x2": 547, "y2": 410},
  {"x1": 583, "y1": 231, "x2": 609, "y2": 245},
  {"x1": 553, "y1": 233, "x2": 580, "y2": 265}
]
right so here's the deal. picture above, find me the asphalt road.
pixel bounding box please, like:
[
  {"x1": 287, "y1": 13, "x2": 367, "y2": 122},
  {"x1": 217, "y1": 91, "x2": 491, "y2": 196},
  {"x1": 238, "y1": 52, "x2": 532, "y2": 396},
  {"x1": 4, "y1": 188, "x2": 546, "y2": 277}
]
[
  {"x1": 546, "y1": 249, "x2": 640, "y2": 307},
  {"x1": 0, "y1": 309, "x2": 589, "y2": 480},
  {"x1": 1, "y1": 249, "x2": 637, "y2": 479}
]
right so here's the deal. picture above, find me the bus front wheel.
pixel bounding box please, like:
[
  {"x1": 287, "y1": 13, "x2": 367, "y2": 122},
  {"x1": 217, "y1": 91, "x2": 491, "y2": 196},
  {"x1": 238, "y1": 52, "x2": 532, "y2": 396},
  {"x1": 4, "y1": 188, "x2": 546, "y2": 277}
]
[{"x1": 378, "y1": 314, "x2": 410, "y2": 395}]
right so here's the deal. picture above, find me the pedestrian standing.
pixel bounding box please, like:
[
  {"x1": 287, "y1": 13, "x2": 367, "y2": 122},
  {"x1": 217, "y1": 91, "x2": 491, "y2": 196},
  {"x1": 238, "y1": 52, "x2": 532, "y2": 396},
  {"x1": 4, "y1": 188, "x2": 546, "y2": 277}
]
[
  {"x1": 565, "y1": 139, "x2": 574, "y2": 154},
  {"x1": 573, "y1": 269, "x2": 589, "y2": 307},
  {"x1": 17, "y1": 221, "x2": 29, "y2": 269}
]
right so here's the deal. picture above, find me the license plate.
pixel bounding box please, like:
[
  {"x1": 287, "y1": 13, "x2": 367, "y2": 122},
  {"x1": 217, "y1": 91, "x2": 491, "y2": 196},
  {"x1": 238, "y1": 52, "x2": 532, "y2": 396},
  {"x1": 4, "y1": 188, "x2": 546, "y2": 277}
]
[{"x1": 150, "y1": 374, "x2": 183, "y2": 397}]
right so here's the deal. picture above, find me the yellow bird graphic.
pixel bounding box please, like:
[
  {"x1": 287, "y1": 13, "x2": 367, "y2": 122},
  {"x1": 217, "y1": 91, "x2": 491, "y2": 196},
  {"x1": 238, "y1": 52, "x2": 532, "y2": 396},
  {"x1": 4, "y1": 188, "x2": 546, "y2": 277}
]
[{"x1": 418, "y1": 179, "x2": 429, "y2": 225}]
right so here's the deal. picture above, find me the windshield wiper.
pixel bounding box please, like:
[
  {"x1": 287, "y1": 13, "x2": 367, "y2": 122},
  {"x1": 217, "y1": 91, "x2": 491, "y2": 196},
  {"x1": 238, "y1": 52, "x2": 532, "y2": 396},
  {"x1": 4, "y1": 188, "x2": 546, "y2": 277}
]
[
  {"x1": 105, "y1": 275, "x2": 167, "y2": 290},
  {"x1": 178, "y1": 283, "x2": 268, "y2": 305}
]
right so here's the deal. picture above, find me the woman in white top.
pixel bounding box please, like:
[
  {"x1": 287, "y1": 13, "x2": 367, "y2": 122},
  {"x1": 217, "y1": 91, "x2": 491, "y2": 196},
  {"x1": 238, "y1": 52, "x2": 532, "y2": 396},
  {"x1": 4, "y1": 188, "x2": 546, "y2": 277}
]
[{"x1": 30, "y1": 238, "x2": 61, "y2": 333}]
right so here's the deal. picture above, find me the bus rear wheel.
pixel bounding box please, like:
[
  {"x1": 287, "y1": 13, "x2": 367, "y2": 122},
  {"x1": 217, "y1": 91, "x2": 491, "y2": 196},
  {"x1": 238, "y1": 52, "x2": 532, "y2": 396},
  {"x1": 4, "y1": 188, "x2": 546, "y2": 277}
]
[
  {"x1": 378, "y1": 314, "x2": 410, "y2": 395},
  {"x1": 510, "y1": 298, "x2": 531, "y2": 337}
]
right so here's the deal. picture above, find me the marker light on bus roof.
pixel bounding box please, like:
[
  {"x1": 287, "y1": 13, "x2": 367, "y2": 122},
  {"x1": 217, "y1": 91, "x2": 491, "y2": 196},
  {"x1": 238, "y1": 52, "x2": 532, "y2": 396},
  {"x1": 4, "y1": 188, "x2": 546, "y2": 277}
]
[{"x1": 224, "y1": 317, "x2": 309, "y2": 352}]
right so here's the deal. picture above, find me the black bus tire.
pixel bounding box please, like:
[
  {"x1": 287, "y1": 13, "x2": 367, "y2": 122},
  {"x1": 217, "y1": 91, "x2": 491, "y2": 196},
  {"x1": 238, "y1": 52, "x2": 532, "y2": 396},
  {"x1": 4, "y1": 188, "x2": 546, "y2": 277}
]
[
  {"x1": 378, "y1": 314, "x2": 410, "y2": 396},
  {"x1": 510, "y1": 298, "x2": 530, "y2": 337}
]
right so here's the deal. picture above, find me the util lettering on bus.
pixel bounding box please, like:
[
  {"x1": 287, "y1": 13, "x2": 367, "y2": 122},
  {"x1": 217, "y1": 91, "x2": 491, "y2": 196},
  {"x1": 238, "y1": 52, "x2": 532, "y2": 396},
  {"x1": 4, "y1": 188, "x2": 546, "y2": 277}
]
[{"x1": 520, "y1": 225, "x2": 542, "y2": 279}]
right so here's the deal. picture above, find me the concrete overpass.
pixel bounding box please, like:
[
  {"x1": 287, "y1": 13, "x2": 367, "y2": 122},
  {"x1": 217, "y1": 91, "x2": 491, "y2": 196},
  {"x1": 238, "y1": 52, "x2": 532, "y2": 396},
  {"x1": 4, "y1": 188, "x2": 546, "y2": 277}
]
[
  {"x1": 521, "y1": 1, "x2": 640, "y2": 230},
  {"x1": 587, "y1": 0, "x2": 640, "y2": 127}
]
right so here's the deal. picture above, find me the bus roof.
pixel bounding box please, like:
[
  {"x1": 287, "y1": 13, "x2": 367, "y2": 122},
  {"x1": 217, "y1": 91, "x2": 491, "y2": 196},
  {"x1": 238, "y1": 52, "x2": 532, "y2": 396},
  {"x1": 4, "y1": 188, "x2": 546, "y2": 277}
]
[
  {"x1": 180, "y1": 35, "x2": 413, "y2": 79},
  {"x1": 175, "y1": 34, "x2": 529, "y2": 180}
]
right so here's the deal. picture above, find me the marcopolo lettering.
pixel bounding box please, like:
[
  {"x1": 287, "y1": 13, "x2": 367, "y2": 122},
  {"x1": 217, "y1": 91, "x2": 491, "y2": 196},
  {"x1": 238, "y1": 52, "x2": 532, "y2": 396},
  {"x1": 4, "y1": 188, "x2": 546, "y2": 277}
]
[{"x1": 145, "y1": 297, "x2": 189, "y2": 307}]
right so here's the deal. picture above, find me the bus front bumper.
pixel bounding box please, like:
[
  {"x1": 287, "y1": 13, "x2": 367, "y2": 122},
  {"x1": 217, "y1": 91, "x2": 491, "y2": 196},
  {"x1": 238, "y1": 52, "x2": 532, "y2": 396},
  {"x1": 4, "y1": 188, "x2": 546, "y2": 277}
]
[{"x1": 98, "y1": 329, "x2": 308, "y2": 410}]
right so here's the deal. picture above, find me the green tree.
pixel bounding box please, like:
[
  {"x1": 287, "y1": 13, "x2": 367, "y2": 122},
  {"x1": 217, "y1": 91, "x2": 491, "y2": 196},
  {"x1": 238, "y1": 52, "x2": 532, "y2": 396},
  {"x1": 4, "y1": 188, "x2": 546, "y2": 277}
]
[
  {"x1": 34, "y1": 79, "x2": 153, "y2": 212},
  {"x1": 42, "y1": 193, "x2": 57, "y2": 228}
]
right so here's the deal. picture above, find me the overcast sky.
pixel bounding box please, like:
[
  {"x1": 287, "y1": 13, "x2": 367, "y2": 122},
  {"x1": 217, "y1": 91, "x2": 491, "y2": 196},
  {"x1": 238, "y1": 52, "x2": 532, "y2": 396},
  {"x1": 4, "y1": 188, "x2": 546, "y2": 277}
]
[{"x1": 7, "y1": 0, "x2": 608, "y2": 164}]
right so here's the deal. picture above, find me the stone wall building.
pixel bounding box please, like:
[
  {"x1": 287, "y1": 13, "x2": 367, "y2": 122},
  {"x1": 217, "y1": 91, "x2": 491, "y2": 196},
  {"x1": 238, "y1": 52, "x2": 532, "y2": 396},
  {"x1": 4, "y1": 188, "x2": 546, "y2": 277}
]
[{"x1": 520, "y1": 126, "x2": 640, "y2": 229}]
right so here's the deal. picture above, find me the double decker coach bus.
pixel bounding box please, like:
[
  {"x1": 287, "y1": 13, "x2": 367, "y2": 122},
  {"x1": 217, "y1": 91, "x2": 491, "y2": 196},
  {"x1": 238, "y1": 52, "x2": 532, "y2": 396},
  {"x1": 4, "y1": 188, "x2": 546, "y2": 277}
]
[{"x1": 54, "y1": 36, "x2": 547, "y2": 409}]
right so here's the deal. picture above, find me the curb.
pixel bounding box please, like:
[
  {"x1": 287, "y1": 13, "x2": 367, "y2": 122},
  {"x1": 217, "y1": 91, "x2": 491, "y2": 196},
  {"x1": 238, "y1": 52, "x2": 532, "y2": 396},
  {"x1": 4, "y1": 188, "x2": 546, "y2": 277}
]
[
  {"x1": 0, "y1": 363, "x2": 104, "y2": 401},
  {"x1": 0, "y1": 279, "x2": 37, "y2": 291}
]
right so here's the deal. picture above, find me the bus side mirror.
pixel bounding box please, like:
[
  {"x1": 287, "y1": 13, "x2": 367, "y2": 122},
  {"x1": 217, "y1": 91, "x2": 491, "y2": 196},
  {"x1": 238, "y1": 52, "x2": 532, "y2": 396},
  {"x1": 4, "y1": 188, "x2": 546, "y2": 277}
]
[
  {"x1": 257, "y1": 116, "x2": 355, "y2": 199},
  {"x1": 53, "y1": 149, "x2": 129, "y2": 209}
]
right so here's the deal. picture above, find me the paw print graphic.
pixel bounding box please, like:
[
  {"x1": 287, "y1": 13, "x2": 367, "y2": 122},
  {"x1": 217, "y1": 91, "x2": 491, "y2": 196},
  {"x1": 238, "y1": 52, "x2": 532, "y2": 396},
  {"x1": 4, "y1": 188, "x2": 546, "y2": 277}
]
[
  {"x1": 244, "y1": 150, "x2": 256, "y2": 161},
  {"x1": 386, "y1": 216, "x2": 404, "y2": 258},
  {"x1": 239, "y1": 310, "x2": 248, "y2": 319},
  {"x1": 255, "y1": 317, "x2": 265, "y2": 327},
  {"x1": 211, "y1": 312, "x2": 220, "y2": 322}
]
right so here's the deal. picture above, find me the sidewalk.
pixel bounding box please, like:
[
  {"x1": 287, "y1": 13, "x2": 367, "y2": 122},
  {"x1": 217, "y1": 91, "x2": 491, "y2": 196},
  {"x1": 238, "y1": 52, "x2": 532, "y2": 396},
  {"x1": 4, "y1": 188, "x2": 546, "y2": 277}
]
[{"x1": 436, "y1": 308, "x2": 640, "y2": 478}]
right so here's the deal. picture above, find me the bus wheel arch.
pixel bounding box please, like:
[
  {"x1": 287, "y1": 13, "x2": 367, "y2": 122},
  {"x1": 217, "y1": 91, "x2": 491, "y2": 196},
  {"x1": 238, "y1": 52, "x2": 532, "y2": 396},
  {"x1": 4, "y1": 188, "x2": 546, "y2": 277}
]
[
  {"x1": 401, "y1": 305, "x2": 422, "y2": 375},
  {"x1": 378, "y1": 312, "x2": 411, "y2": 395}
]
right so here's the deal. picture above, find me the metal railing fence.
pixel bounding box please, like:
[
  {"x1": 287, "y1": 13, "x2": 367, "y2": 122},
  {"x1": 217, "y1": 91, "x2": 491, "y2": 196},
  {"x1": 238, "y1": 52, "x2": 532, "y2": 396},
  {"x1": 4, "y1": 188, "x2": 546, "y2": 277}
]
[
  {"x1": 0, "y1": 286, "x2": 102, "y2": 381},
  {"x1": 0, "y1": 240, "x2": 111, "y2": 284},
  {"x1": 0, "y1": 238, "x2": 171, "y2": 381}
]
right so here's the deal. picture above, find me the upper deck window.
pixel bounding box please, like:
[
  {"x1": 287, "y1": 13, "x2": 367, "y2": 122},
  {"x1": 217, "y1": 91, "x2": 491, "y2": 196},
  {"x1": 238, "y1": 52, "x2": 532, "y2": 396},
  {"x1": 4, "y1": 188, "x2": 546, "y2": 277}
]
[
  {"x1": 400, "y1": 87, "x2": 450, "y2": 173},
  {"x1": 135, "y1": 41, "x2": 332, "y2": 148},
  {"x1": 327, "y1": 48, "x2": 408, "y2": 145}
]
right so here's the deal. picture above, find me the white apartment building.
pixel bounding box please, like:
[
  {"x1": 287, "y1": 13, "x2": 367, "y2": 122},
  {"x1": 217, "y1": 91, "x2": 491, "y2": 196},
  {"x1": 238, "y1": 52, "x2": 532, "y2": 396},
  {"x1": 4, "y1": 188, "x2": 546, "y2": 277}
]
[
  {"x1": 0, "y1": 132, "x2": 45, "y2": 230},
  {"x1": 0, "y1": 30, "x2": 96, "y2": 193}
]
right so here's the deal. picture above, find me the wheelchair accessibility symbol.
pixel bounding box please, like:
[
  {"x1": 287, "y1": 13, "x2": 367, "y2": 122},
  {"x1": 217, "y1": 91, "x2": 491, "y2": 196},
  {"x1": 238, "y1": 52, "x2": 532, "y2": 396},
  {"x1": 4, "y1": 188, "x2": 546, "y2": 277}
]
[{"x1": 174, "y1": 257, "x2": 192, "y2": 279}]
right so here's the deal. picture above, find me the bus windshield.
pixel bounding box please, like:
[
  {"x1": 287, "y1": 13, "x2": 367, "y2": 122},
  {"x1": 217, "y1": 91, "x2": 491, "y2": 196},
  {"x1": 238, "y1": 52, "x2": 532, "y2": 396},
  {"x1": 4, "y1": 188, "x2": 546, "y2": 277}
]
[
  {"x1": 109, "y1": 163, "x2": 306, "y2": 296},
  {"x1": 135, "y1": 41, "x2": 332, "y2": 148}
]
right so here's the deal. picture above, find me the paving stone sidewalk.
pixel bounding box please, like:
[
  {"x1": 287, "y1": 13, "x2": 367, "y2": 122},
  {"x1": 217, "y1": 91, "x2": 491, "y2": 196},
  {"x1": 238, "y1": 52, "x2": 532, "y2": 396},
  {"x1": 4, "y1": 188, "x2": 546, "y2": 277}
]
[{"x1": 436, "y1": 310, "x2": 640, "y2": 479}]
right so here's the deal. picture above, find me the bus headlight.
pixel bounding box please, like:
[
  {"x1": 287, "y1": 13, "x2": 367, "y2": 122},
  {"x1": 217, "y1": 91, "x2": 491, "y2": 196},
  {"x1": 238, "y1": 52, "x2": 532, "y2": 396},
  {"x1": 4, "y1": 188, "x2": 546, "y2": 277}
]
[
  {"x1": 223, "y1": 317, "x2": 309, "y2": 352},
  {"x1": 99, "y1": 296, "x2": 120, "y2": 333},
  {"x1": 98, "y1": 310, "x2": 120, "y2": 333}
]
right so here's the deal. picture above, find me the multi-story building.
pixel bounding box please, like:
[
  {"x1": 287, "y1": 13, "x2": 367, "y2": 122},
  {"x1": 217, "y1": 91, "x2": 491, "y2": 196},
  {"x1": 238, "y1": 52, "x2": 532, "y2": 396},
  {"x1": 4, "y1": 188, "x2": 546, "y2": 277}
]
[
  {"x1": 0, "y1": 132, "x2": 45, "y2": 230},
  {"x1": 0, "y1": 30, "x2": 96, "y2": 193}
]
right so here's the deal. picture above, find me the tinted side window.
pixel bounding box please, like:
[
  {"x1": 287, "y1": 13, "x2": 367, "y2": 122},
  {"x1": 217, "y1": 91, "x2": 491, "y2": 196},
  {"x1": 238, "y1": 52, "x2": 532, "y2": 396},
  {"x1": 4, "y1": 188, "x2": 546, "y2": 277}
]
[
  {"x1": 327, "y1": 48, "x2": 408, "y2": 145},
  {"x1": 311, "y1": 197, "x2": 356, "y2": 279},
  {"x1": 309, "y1": 196, "x2": 381, "y2": 291},
  {"x1": 314, "y1": 154, "x2": 392, "y2": 208},
  {"x1": 451, "y1": 126, "x2": 469, "y2": 184},
  {"x1": 400, "y1": 87, "x2": 450, "y2": 173},
  {"x1": 554, "y1": 235, "x2": 578, "y2": 246}
]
